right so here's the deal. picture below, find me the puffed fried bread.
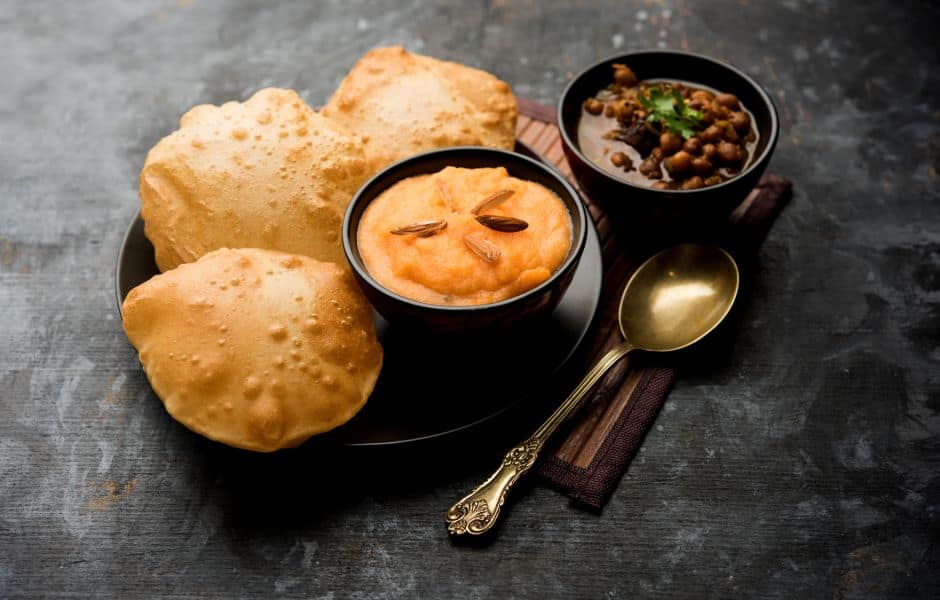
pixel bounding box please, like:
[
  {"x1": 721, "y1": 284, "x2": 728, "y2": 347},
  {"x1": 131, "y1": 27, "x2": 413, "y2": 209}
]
[
  {"x1": 322, "y1": 46, "x2": 517, "y2": 173},
  {"x1": 140, "y1": 88, "x2": 368, "y2": 272},
  {"x1": 121, "y1": 248, "x2": 383, "y2": 452}
]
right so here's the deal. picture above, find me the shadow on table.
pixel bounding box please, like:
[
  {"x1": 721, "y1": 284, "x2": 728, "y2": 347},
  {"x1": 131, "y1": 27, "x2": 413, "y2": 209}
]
[
  {"x1": 668, "y1": 251, "x2": 762, "y2": 377},
  {"x1": 187, "y1": 252, "x2": 765, "y2": 543},
  {"x1": 188, "y1": 391, "x2": 550, "y2": 543}
]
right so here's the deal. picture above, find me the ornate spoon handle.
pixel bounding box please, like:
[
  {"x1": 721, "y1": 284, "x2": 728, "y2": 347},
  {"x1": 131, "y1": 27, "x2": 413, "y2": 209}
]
[{"x1": 445, "y1": 341, "x2": 634, "y2": 535}]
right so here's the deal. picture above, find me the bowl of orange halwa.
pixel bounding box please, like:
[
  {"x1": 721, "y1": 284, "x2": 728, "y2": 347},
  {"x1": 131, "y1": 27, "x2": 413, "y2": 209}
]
[{"x1": 343, "y1": 146, "x2": 588, "y2": 335}]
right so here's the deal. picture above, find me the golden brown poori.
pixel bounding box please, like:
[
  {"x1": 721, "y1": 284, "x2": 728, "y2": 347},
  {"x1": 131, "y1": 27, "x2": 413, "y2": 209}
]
[
  {"x1": 322, "y1": 46, "x2": 517, "y2": 173},
  {"x1": 140, "y1": 88, "x2": 368, "y2": 272},
  {"x1": 121, "y1": 248, "x2": 383, "y2": 452}
]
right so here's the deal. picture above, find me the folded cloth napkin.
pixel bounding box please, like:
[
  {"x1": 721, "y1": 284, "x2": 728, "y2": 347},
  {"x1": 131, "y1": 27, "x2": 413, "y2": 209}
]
[{"x1": 535, "y1": 171, "x2": 793, "y2": 509}]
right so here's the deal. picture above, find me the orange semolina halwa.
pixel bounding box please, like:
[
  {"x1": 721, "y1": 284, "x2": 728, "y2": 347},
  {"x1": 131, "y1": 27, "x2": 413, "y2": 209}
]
[{"x1": 358, "y1": 166, "x2": 572, "y2": 306}]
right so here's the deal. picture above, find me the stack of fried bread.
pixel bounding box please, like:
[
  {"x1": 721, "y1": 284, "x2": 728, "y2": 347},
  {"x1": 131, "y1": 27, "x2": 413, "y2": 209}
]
[{"x1": 122, "y1": 47, "x2": 517, "y2": 451}]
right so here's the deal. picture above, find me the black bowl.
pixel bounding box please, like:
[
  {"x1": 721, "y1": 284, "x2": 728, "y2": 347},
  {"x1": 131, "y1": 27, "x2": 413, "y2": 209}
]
[
  {"x1": 558, "y1": 50, "x2": 779, "y2": 226},
  {"x1": 342, "y1": 146, "x2": 588, "y2": 335}
]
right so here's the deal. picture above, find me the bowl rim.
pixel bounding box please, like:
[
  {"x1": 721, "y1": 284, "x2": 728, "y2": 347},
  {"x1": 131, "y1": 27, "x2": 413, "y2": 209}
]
[
  {"x1": 557, "y1": 49, "x2": 780, "y2": 195},
  {"x1": 342, "y1": 145, "x2": 589, "y2": 314}
]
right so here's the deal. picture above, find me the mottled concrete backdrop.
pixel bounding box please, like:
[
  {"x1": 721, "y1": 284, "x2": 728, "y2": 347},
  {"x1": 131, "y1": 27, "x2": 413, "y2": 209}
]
[{"x1": 1, "y1": 1, "x2": 938, "y2": 598}]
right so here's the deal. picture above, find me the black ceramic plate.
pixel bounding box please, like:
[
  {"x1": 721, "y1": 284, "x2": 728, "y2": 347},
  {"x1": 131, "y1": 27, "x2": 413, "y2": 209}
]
[{"x1": 115, "y1": 143, "x2": 603, "y2": 447}]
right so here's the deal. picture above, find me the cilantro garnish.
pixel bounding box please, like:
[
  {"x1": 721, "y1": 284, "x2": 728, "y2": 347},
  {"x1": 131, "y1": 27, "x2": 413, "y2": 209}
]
[{"x1": 637, "y1": 87, "x2": 704, "y2": 139}]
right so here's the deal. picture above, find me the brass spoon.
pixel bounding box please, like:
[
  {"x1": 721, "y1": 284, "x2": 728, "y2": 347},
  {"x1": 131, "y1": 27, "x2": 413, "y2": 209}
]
[{"x1": 446, "y1": 243, "x2": 740, "y2": 535}]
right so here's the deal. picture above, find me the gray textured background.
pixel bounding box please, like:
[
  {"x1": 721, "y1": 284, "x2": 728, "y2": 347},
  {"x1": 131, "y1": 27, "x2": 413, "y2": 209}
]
[{"x1": 1, "y1": 1, "x2": 938, "y2": 598}]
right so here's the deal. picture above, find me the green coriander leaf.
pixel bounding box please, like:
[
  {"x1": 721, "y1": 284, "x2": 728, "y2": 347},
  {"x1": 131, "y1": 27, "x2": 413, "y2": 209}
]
[
  {"x1": 637, "y1": 85, "x2": 705, "y2": 139},
  {"x1": 652, "y1": 90, "x2": 677, "y2": 115},
  {"x1": 670, "y1": 89, "x2": 685, "y2": 109},
  {"x1": 685, "y1": 107, "x2": 704, "y2": 121}
]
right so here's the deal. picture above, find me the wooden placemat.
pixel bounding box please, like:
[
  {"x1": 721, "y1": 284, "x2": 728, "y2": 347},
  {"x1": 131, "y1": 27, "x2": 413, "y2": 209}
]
[{"x1": 515, "y1": 98, "x2": 792, "y2": 509}]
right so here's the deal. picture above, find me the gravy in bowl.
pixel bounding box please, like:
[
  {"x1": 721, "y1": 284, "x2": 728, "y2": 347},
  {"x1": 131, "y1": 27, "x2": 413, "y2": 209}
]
[{"x1": 577, "y1": 63, "x2": 759, "y2": 191}]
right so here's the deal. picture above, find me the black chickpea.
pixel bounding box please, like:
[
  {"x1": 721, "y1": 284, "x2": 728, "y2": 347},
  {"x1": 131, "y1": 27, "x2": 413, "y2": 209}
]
[
  {"x1": 682, "y1": 137, "x2": 703, "y2": 154},
  {"x1": 665, "y1": 151, "x2": 693, "y2": 175},
  {"x1": 715, "y1": 93, "x2": 739, "y2": 109},
  {"x1": 702, "y1": 124, "x2": 722, "y2": 143},
  {"x1": 716, "y1": 120, "x2": 739, "y2": 142},
  {"x1": 717, "y1": 141, "x2": 740, "y2": 164},
  {"x1": 610, "y1": 151, "x2": 628, "y2": 168},
  {"x1": 639, "y1": 159, "x2": 662, "y2": 178},
  {"x1": 681, "y1": 176, "x2": 705, "y2": 190},
  {"x1": 710, "y1": 102, "x2": 731, "y2": 120},
  {"x1": 730, "y1": 111, "x2": 750, "y2": 133},
  {"x1": 613, "y1": 65, "x2": 638, "y2": 87},
  {"x1": 660, "y1": 132, "x2": 682, "y2": 155},
  {"x1": 583, "y1": 98, "x2": 604, "y2": 115},
  {"x1": 691, "y1": 157, "x2": 713, "y2": 175},
  {"x1": 702, "y1": 143, "x2": 718, "y2": 161},
  {"x1": 615, "y1": 102, "x2": 633, "y2": 122}
]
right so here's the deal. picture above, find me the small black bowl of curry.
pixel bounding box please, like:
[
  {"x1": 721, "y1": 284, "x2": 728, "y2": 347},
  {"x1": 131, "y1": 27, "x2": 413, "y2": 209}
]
[{"x1": 558, "y1": 50, "x2": 779, "y2": 225}]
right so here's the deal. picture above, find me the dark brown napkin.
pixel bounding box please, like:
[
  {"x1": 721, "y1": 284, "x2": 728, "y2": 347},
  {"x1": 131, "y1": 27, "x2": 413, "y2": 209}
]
[{"x1": 514, "y1": 100, "x2": 792, "y2": 509}]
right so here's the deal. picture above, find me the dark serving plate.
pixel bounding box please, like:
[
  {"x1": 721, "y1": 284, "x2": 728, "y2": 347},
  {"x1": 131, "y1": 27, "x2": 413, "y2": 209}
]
[
  {"x1": 558, "y1": 50, "x2": 779, "y2": 225},
  {"x1": 115, "y1": 142, "x2": 603, "y2": 447}
]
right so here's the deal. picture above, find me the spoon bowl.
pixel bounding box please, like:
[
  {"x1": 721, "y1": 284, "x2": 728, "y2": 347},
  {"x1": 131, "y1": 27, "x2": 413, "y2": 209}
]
[
  {"x1": 619, "y1": 244, "x2": 739, "y2": 352},
  {"x1": 446, "y1": 243, "x2": 740, "y2": 536}
]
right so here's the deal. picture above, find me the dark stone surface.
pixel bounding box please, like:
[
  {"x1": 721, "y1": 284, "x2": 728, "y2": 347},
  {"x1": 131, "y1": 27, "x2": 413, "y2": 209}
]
[{"x1": 1, "y1": 1, "x2": 938, "y2": 597}]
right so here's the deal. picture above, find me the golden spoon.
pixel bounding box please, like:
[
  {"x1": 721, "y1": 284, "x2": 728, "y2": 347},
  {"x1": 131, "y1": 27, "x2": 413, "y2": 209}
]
[{"x1": 446, "y1": 243, "x2": 740, "y2": 535}]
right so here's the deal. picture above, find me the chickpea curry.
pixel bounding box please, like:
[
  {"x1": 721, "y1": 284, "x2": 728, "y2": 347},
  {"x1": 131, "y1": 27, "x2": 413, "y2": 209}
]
[{"x1": 577, "y1": 63, "x2": 759, "y2": 190}]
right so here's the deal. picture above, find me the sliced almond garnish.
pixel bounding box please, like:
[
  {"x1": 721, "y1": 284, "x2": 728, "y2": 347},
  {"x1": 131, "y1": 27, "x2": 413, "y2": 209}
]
[
  {"x1": 475, "y1": 214, "x2": 529, "y2": 233},
  {"x1": 390, "y1": 219, "x2": 447, "y2": 237},
  {"x1": 470, "y1": 189, "x2": 515, "y2": 215},
  {"x1": 463, "y1": 233, "x2": 501, "y2": 263},
  {"x1": 436, "y1": 179, "x2": 456, "y2": 212}
]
